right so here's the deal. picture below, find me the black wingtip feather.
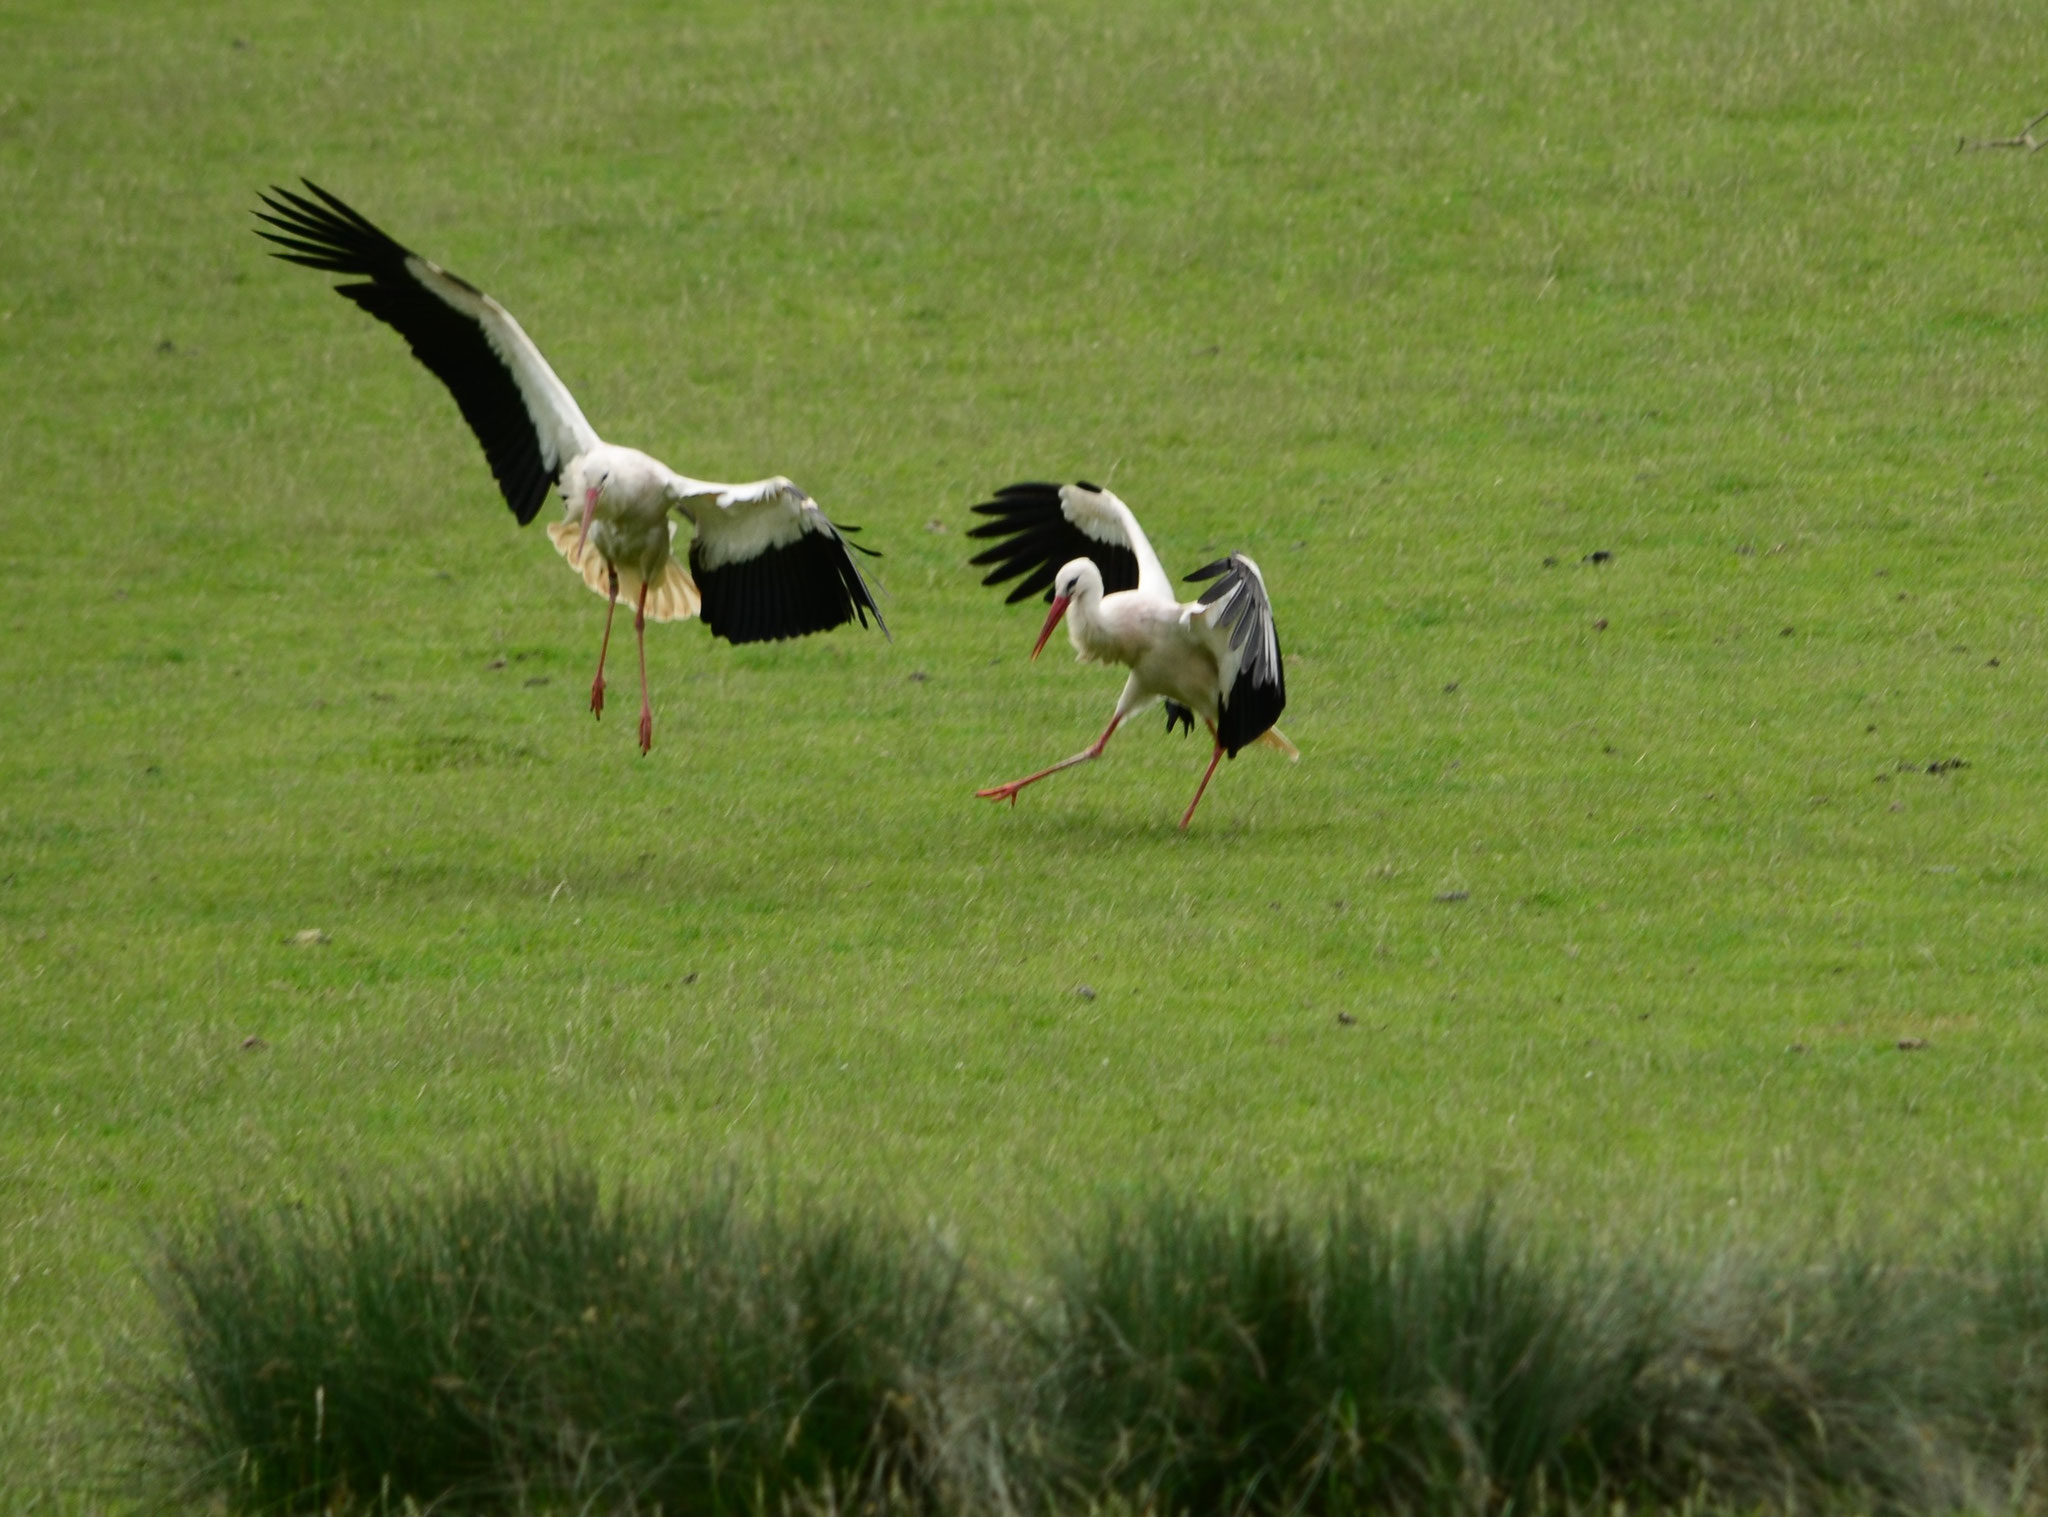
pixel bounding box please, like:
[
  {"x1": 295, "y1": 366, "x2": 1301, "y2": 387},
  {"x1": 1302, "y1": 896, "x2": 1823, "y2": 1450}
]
[
  {"x1": 966, "y1": 480, "x2": 1141, "y2": 604},
  {"x1": 1216, "y1": 656, "x2": 1286, "y2": 757},
  {"x1": 691, "y1": 526, "x2": 887, "y2": 647},
  {"x1": 256, "y1": 180, "x2": 561, "y2": 527}
]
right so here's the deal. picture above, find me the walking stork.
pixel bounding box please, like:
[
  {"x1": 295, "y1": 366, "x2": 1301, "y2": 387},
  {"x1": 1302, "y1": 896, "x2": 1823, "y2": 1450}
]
[
  {"x1": 254, "y1": 181, "x2": 885, "y2": 754},
  {"x1": 968, "y1": 481, "x2": 1296, "y2": 828}
]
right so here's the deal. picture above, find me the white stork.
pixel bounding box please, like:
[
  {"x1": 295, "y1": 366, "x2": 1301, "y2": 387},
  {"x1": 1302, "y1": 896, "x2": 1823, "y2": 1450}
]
[
  {"x1": 968, "y1": 481, "x2": 1298, "y2": 829},
  {"x1": 254, "y1": 181, "x2": 886, "y2": 755}
]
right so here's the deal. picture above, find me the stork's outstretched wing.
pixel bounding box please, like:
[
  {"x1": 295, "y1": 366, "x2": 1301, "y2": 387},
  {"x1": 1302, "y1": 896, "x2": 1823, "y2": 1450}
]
[
  {"x1": 966, "y1": 481, "x2": 1169, "y2": 604},
  {"x1": 667, "y1": 474, "x2": 887, "y2": 646},
  {"x1": 255, "y1": 180, "x2": 600, "y2": 524},
  {"x1": 1185, "y1": 553, "x2": 1286, "y2": 756}
]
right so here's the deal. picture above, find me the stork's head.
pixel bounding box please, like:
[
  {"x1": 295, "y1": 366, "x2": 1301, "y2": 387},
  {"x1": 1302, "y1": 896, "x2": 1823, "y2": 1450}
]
[
  {"x1": 574, "y1": 468, "x2": 611, "y2": 558},
  {"x1": 1031, "y1": 558, "x2": 1102, "y2": 660}
]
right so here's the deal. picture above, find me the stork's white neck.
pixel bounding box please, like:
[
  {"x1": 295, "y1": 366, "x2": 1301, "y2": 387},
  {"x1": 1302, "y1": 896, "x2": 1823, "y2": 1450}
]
[{"x1": 1066, "y1": 579, "x2": 1132, "y2": 666}]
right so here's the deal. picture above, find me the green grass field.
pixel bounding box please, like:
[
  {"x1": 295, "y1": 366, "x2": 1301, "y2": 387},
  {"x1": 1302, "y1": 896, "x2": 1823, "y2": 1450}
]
[{"x1": 7, "y1": 0, "x2": 2048, "y2": 1500}]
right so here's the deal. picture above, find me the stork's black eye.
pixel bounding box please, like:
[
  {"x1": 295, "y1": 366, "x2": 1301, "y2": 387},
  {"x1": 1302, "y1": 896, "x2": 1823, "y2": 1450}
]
[{"x1": 1075, "y1": 479, "x2": 1101, "y2": 493}]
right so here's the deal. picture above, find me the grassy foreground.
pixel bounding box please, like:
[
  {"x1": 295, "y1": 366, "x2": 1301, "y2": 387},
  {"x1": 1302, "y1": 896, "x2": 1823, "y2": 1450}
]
[
  {"x1": 7, "y1": 0, "x2": 2048, "y2": 1502},
  {"x1": 141, "y1": 1165, "x2": 2048, "y2": 1514}
]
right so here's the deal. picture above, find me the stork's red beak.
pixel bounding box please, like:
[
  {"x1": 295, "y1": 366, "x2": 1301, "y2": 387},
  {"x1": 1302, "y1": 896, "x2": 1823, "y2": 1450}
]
[
  {"x1": 574, "y1": 485, "x2": 602, "y2": 560},
  {"x1": 1030, "y1": 595, "x2": 1071, "y2": 660}
]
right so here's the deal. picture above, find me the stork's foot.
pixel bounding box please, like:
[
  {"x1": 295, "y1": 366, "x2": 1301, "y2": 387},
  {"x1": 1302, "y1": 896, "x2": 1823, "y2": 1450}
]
[
  {"x1": 638, "y1": 706, "x2": 653, "y2": 755},
  {"x1": 590, "y1": 676, "x2": 606, "y2": 719},
  {"x1": 977, "y1": 721, "x2": 1124, "y2": 809}
]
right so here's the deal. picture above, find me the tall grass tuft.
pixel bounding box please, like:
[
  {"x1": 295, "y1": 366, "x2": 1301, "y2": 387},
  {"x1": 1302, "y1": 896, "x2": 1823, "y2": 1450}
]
[
  {"x1": 1032, "y1": 1196, "x2": 2048, "y2": 1516},
  {"x1": 1033, "y1": 1196, "x2": 1322, "y2": 1513},
  {"x1": 1983, "y1": 1235, "x2": 2048, "y2": 1459},
  {"x1": 1033, "y1": 1195, "x2": 1652, "y2": 1515},
  {"x1": 1313, "y1": 1199, "x2": 1653, "y2": 1510},
  {"x1": 1626, "y1": 1255, "x2": 2009, "y2": 1513},
  {"x1": 143, "y1": 1165, "x2": 966, "y2": 1514}
]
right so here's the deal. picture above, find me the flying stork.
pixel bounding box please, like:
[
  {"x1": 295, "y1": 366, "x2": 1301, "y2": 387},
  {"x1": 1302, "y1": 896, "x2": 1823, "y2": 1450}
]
[
  {"x1": 967, "y1": 481, "x2": 1297, "y2": 829},
  {"x1": 254, "y1": 181, "x2": 886, "y2": 755}
]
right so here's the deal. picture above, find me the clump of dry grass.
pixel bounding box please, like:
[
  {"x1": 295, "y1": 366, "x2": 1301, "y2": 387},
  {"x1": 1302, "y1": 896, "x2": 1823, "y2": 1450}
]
[
  {"x1": 143, "y1": 1165, "x2": 968, "y2": 1514},
  {"x1": 137, "y1": 1171, "x2": 2048, "y2": 1515}
]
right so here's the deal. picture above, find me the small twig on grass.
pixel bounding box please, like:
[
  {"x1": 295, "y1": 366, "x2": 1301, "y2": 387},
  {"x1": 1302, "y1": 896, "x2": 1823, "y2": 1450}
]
[{"x1": 1959, "y1": 107, "x2": 2048, "y2": 153}]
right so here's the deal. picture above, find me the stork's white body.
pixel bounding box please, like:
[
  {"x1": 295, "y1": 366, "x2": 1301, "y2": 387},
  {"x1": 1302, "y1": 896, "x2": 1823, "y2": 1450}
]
[
  {"x1": 556, "y1": 446, "x2": 820, "y2": 581},
  {"x1": 564, "y1": 447, "x2": 678, "y2": 586},
  {"x1": 1058, "y1": 569, "x2": 1226, "y2": 728}
]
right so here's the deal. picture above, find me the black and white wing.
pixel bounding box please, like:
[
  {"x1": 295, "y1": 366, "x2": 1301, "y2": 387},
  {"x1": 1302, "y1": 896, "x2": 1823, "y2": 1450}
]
[
  {"x1": 667, "y1": 474, "x2": 887, "y2": 646},
  {"x1": 1185, "y1": 554, "x2": 1286, "y2": 756},
  {"x1": 966, "y1": 481, "x2": 1169, "y2": 603},
  {"x1": 255, "y1": 180, "x2": 600, "y2": 525}
]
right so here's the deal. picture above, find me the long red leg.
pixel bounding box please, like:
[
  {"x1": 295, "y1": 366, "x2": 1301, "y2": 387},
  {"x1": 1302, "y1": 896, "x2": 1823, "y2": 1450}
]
[
  {"x1": 634, "y1": 581, "x2": 653, "y2": 755},
  {"x1": 590, "y1": 566, "x2": 619, "y2": 719},
  {"x1": 977, "y1": 713, "x2": 1123, "y2": 807},
  {"x1": 1180, "y1": 742, "x2": 1226, "y2": 830}
]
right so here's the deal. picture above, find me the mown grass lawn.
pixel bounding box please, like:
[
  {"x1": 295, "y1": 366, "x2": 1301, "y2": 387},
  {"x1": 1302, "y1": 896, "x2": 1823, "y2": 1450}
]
[{"x1": 5, "y1": 0, "x2": 2048, "y2": 1500}]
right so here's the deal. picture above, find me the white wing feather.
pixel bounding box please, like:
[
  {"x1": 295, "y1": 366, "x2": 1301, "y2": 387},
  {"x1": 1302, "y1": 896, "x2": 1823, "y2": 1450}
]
[
  {"x1": 1187, "y1": 553, "x2": 1280, "y2": 702},
  {"x1": 404, "y1": 255, "x2": 601, "y2": 472},
  {"x1": 1062, "y1": 484, "x2": 1171, "y2": 601},
  {"x1": 662, "y1": 472, "x2": 823, "y2": 569}
]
